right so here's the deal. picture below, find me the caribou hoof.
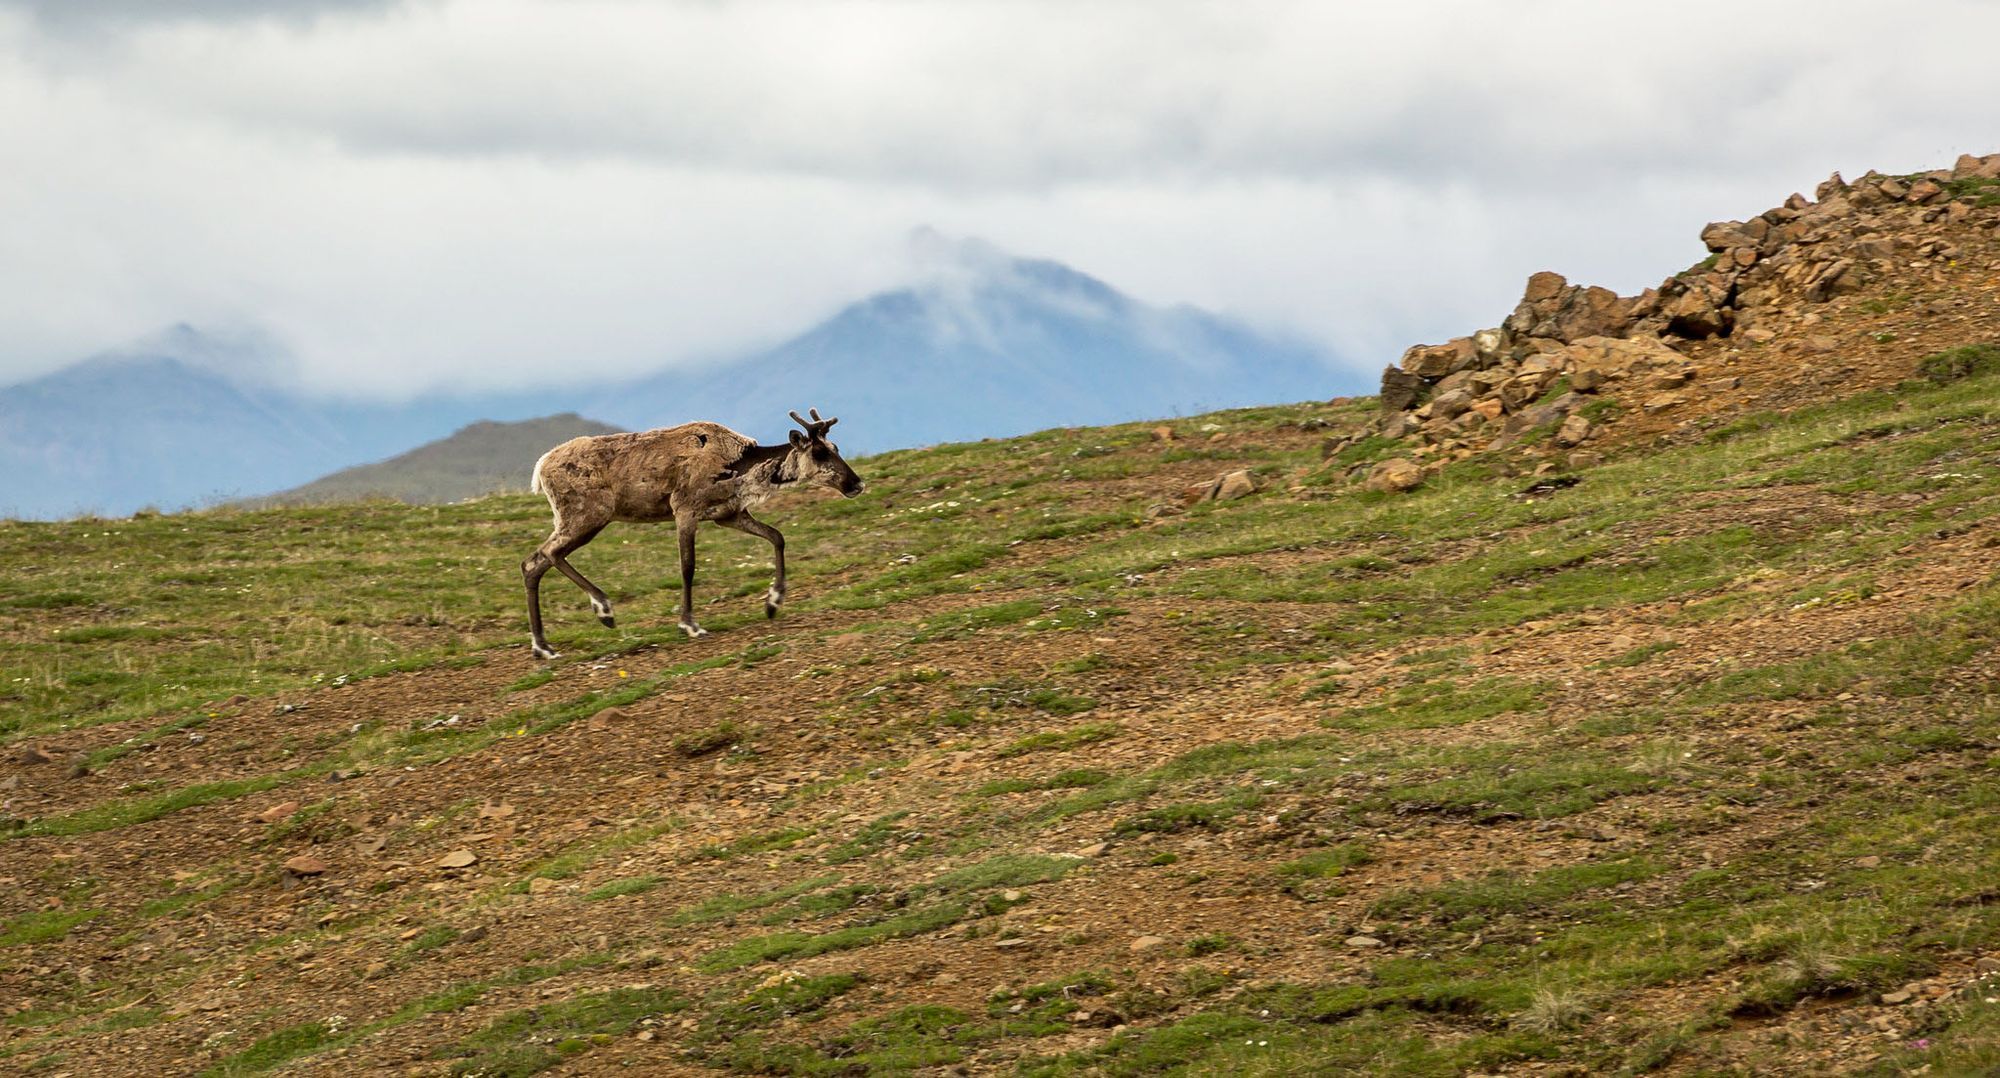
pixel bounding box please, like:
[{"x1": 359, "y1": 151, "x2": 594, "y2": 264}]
[
  {"x1": 530, "y1": 639, "x2": 561, "y2": 660},
  {"x1": 591, "y1": 598, "x2": 615, "y2": 628},
  {"x1": 597, "y1": 613, "x2": 617, "y2": 628},
  {"x1": 679, "y1": 622, "x2": 709, "y2": 639}
]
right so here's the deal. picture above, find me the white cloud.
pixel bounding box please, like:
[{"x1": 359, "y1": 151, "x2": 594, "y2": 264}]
[{"x1": 1, "y1": 0, "x2": 1997, "y2": 395}]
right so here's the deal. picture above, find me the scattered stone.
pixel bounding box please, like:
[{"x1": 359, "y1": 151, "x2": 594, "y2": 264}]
[
  {"x1": 1073, "y1": 842, "x2": 1109, "y2": 858},
  {"x1": 436, "y1": 849, "x2": 479, "y2": 870},
  {"x1": 993, "y1": 937, "x2": 1032, "y2": 950},
  {"x1": 1555, "y1": 415, "x2": 1592, "y2": 448},
  {"x1": 1345, "y1": 935, "x2": 1385, "y2": 948},
  {"x1": 1150, "y1": 425, "x2": 1175, "y2": 442},
  {"x1": 478, "y1": 802, "x2": 515, "y2": 819},
  {"x1": 256, "y1": 801, "x2": 301, "y2": 825},
  {"x1": 1854, "y1": 855, "x2": 1882, "y2": 869},
  {"x1": 1880, "y1": 989, "x2": 1913, "y2": 1005},
  {"x1": 528, "y1": 877, "x2": 559, "y2": 895},
  {"x1": 283, "y1": 854, "x2": 329, "y2": 876},
  {"x1": 1364, "y1": 458, "x2": 1424, "y2": 494},
  {"x1": 1129, "y1": 935, "x2": 1169, "y2": 953},
  {"x1": 19, "y1": 745, "x2": 57, "y2": 766},
  {"x1": 1213, "y1": 470, "x2": 1258, "y2": 501},
  {"x1": 1641, "y1": 392, "x2": 1685, "y2": 414}
]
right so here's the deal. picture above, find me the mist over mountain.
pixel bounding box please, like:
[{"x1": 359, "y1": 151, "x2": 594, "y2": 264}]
[
  {"x1": 0, "y1": 237, "x2": 1357, "y2": 519},
  {"x1": 588, "y1": 233, "x2": 1348, "y2": 449}
]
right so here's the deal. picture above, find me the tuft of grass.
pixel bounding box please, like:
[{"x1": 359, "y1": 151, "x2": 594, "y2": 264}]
[
  {"x1": 580, "y1": 875, "x2": 660, "y2": 902},
  {"x1": 0, "y1": 908, "x2": 103, "y2": 947},
  {"x1": 998, "y1": 721, "x2": 1121, "y2": 758},
  {"x1": 1916, "y1": 342, "x2": 2000, "y2": 384},
  {"x1": 673, "y1": 720, "x2": 746, "y2": 757}
]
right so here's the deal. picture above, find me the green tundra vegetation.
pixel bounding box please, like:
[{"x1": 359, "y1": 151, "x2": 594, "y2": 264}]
[{"x1": 3, "y1": 359, "x2": 2000, "y2": 1075}]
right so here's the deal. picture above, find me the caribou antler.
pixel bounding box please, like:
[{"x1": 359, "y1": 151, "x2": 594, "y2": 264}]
[{"x1": 789, "y1": 407, "x2": 839, "y2": 438}]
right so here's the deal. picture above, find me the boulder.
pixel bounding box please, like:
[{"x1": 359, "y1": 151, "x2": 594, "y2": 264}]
[
  {"x1": 1378, "y1": 366, "x2": 1426, "y2": 412},
  {"x1": 1508, "y1": 280, "x2": 1631, "y2": 344},
  {"x1": 1213, "y1": 470, "x2": 1258, "y2": 501},
  {"x1": 1555, "y1": 414, "x2": 1592, "y2": 447},
  {"x1": 1700, "y1": 221, "x2": 1758, "y2": 252},
  {"x1": 1364, "y1": 458, "x2": 1425, "y2": 494},
  {"x1": 1559, "y1": 336, "x2": 1685, "y2": 392},
  {"x1": 1907, "y1": 178, "x2": 1944, "y2": 203},
  {"x1": 1400, "y1": 338, "x2": 1476, "y2": 378},
  {"x1": 1805, "y1": 258, "x2": 1856, "y2": 302},
  {"x1": 1953, "y1": 152, "x2": 2000, "y2": 181}
]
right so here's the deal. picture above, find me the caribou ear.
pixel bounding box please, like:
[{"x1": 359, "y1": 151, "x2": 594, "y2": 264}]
[{"x1": 789, "y1": 430, "x2": 808, "y2": 448}]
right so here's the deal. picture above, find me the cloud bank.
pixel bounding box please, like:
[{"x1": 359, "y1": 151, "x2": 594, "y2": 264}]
[{"x1": 1, "y1": 0, "x2": 1995, "y2": 397}]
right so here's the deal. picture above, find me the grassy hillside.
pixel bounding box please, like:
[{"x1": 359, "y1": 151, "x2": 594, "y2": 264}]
[{"x1": 4, "y1": 362, "x2": 2000, "y2": 1075}]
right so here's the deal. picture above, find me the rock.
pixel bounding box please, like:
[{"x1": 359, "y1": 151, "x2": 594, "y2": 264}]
[
  {"x1": 1876, "y1": 178, "x2": 1909, "y2": 201},
  {"x1": 1814, "y1": 173, "x2": 1848, "y2": 200},
  {"x1": 1471, "y1": 327, "x2": 1505, "y2": 362},
  {"x1": 1555, "y1": 415, "x2": 1592, "y2": 448},
  {"x1": 1129, "y1": 935, "x2": 1169, "y2": 953},
  {"x1": 478, "y1": 802, "x2": 515, "y2": 819},
  {"x1": 283, "y1": 854, "x2": 329, "y2": 876},
  {"x1": 1497, "y1": 372, "x2": 1552, "y2": 412},
  {"x1": 1345, "y1": 935, "x2": 1385, "y2": 948},
  {"x1": 1806, "y1": 258, "x2": 1856, "y2": 302},
  {"x1": 1400, "y1": 340, "x2": 1473, "y2": 379},
  {"x1": 1641, "y1": 392, "x2": 1685, "y2": 414},
  {"x1": 1150, "y1": 426, "x2": 1175, "y2": 442},
  {"x1": 1880, "y1": 989, "x2": 1913, "y2": 1005},
  {"x1": 1508, "y1": 274, "x2": 1632, "y2": 345},
  {"x1": 1907, "y1": 178, "x2": 1943, "y2": 203},
  {"x1": 19, "y1": 745, "x2": 57, "y2": 766},
  {"x1": 1378, "y1": 413, "x2": 1417, "y2": 439},
  {"x1": 1567, "y1": 452, "x2": 1603, "y2": 470},
  {"x1": 436, "y1": 849, "x2": 479, "y2": 870},
  {"x1": 1953, "y1": 152, "x2": 2000, "y2": 181},
  {"x1": 1074, "y1": 842, "x2": 1109, "y2": 858},
  {"x1": 1561, "y1": 335, "x2": 1684, "y2": 391},
  {"x1": 1854, "y1": 855, "x2": 1882, "y2": 869},
  {"x1": 1429, "y1": 387, "x2": 1475, "y2": 420},
  {"x1": 1522, "y1": 270, "x2": 1567, "y2": 304},
  {"x1": 1469, "y1": 398, "x2": 1504, "y2": 422},
  {"x1": 528, "y1": 877, "x2": 559, "y2": 895},
  {"x1": 1700, "y1": 220, "x2": 1758, "y2": 252},
  {"x1": 256, "y1": 801, "x2": 301, "y2": 824},
  {"x1": 1213, "y1": 470, "x2": 1258, "y2": 501},
  {"x1": 993, "y1": 937, "x2": 1032, "y2": 950},
  {"x1": 1379, "y1": 366, "x2": 1427, "y2": 412},
  {"x1": 1181, "y1": 479, "x2": 1220, "y2": 506},
  {"x1": 1364, "y1": 458, "x2": 1424, "y2": 494}
]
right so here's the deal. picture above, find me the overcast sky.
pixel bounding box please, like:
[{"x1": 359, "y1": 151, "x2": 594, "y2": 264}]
[{"x1": 3, "y1": 0, "x2": 1996, "y2": 398}]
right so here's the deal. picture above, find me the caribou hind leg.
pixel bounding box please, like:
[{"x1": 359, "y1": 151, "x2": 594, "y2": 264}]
[{"x1": 523, "y1": 519, "x2": 608, "y2": 659}]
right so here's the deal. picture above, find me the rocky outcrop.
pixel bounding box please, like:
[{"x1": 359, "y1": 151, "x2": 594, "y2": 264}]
[{"x1": 1370, "y1": 151, "x2": 2000, "y2": 468}]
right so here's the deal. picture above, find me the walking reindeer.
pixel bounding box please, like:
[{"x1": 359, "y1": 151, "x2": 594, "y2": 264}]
[{"x1": 522, "y1": 408, "x2": 864, "y2": 659}]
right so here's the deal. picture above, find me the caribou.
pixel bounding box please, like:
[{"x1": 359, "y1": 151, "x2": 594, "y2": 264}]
[{"x1": 522, "y1": 408, "x2": 863, "y2": 659}]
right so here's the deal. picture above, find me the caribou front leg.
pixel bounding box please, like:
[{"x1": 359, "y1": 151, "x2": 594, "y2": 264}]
[
  {"x1": 675, "y1": 515, "x2": 708, "y2": 638},
  {"x1": 720, "y1": 512, "x2": 786, "y2": 618}
]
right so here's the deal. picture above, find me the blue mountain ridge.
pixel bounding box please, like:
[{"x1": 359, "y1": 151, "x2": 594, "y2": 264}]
[{"x1": 0, "y1": 244, "x2": 1363, "y2": 519}]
